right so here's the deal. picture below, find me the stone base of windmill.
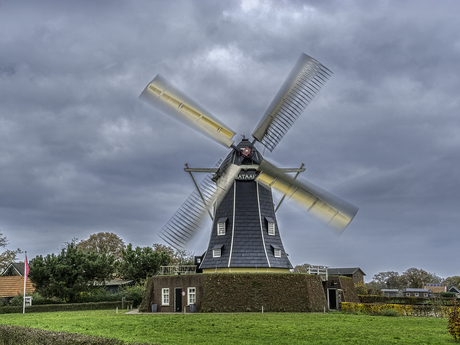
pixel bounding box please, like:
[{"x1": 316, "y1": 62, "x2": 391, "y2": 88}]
[{"x1": 139, "y1": 273, "x2": 358, "y2": 313}]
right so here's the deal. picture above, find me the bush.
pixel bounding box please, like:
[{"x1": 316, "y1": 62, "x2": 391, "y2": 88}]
[
  {"x1": 448, "y1": 300, "x2": 460, "y2": 342},
  {"x1": 0, "y1": 324, "x2": 150, "y2": 345},
  {"x1": 381, "y1": 309, "x2": 399, "y2": 317},
  {"x1": 0, "y1": 301, "x2": 133, "y2": 314},
  {"x1": 73, "y1": 284, "x2": 144, "y2": 307},
  {"x1": 9, "y1": 293, "x2": 64, "y2": 306}
]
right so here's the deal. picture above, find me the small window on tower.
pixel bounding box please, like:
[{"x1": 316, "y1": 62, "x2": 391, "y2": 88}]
[
  {"x1": 271, "y1": 244, "x2": 282, "y2": 258},
  {"x1": 213, "y1": 244, "x2": 223, "y2": 258},
  {"x1": 217, "y1": 218, "x2": 227, "y2": 236},
  {"x1": 266, "y1": 217, "x2": 275, "y2": 236}
]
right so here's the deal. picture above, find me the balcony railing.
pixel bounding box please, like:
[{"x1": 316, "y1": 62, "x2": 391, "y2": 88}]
[
  {"x1": 159, "y1": 265, "x2": 197, "y2": 275},
  {"x1": 304, "y1": 265, "x2": 328, "y2": 280}
]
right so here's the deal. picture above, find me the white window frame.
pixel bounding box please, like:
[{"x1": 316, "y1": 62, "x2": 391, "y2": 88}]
[
  {"x1": 415, "y1": 293, "x2": 419, "y2": 297},
  {"x1": 217, "y1": 222, "x2": 226, "y2": 236},
  {"x1": 187, "y1": 287, "x2": 196, "y2": 305},
  {"x1": 162, "y1": 288, "x2": 170, "y2": 306},
  {"x1": 424, "y1": 293, "x2": 428, "y2": 297},
  {"x1": 268, "y1": 222, "x2": 275, "y2": 236},
  {"x1": 274, "y1": 248, "x2": 281, "y2": 258},
  {"x1": 213, "y1": 248, "x2": 221, "y2": 258},
  {"x1": 406, "y1": 293, "x2": 410, "y2": 297}
]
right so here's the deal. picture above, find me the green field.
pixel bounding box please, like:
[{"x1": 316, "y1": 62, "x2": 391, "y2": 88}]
[{"x1": 0, "y1": 310, "x2": 454, "y2": 344}]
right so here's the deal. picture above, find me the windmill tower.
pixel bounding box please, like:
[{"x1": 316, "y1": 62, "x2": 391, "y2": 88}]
[{"x1": 140, "y1": 53, "x2": 358, "y2": 274}]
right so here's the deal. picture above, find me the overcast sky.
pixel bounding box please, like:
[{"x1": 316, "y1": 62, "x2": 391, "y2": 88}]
[{"x1": 1, "y1": 0, "x2": 459, "y2": 281}]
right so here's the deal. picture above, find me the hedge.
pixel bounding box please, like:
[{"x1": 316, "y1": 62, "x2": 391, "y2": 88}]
[
  {"x1": 200, "y1": 273, "x2": 327, "y2": 313},
  {"x1": 358, "y1": 295, "x2": 459, "y2": 305},
  {"x1": 0, "y1": 325, "x2": 151, "y2": 345},
  {"x1": 342, "y1": 302, "x2": 451, "y2": 317},
  {"x1": 0, "y1": 301, "x2": 133, "y2": 314}
]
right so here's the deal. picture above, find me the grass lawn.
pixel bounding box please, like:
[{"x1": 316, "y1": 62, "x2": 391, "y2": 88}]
[{"x1": 0, "y1": 310, "x2": 454, "y2": 345}]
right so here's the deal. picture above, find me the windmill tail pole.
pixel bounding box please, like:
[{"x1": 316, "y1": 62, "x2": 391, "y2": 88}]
[
  {"x1": 185, "y1": 163, "x2": 214, "y2": 221},
  {"x1": 274, "y1": 163, "x2": 305, "y2": 213}
]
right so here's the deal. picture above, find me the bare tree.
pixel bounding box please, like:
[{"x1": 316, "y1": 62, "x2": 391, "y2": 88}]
[{"x1": 0, "y1": 231, "x2": 21, "y2": 271}]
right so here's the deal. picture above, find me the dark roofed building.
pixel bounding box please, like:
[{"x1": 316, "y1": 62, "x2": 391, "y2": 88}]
[
  {"x1": 328, "y1": 267, "x2": 365, "y2": 284},
  {"x1": 403, "y1": 288, "x2": 431, "y2": 298},
  {"x1": 1, "y1": 262, "x2": 26, "y2": 277},
  {"x1": 448, "y1": 286, "x2": 460, "y2": 297}
]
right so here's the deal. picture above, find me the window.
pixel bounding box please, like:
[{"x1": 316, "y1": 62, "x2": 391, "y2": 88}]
[
  {"x1": 271, "y1": 244, "x2": 281, "y2": 258},
  {"x1": 217, "y1": 223, "x2": 225, "y2": 235},
  {"x1": 406, "y1": 293, "x2": 410, "y2": 297},
  {"x1": 266, "y1": 217, "x2": 275, "y2": 236},
  {"x1": 424, "y1": 293, "x2": 428, "y2": 297},
  {"x1": 217, "y1": 217, "x2": 227, "y2": 235},
  {"x1": 162, "y1": 288, "x2": 169, "y2": 305},
  {"x1": 415, "y1": 293, "x2": 419, "y2": 297},
  {"x1": 187, "y1": 287, "x2": 196, "y2": 305},
  {"x1": 213, "y1": 244, "x2": 223, "y2": 258}
]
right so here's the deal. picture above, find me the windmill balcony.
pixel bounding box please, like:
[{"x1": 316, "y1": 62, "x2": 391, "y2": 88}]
[
  {"x1": 304, "y1": 265, "x2": 329, "y2": 281},
  {"x1": 159, "y1": 265, "x2": 197, "y2": 276}
]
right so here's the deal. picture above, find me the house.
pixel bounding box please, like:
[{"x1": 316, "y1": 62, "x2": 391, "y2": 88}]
[
  {"x1": 0, "y1": 276, "x2": 34, "y2": 299},
  {"x1": 93, "y1": 279, "x2": 134, "y2": 293},
  {"x1": 381, "y1": 289, "x2": 401, "y2": 297},
  {"x1": 424, "y1": 283, "x2": 446, "y2": 296},
  {"x1": 327, "y1": 268, "x2": 366, "y2": 284},
  {"x1": 402, "y1": 288, "x2": 431, "y2": 298},
  {"x1": 1, "y1": 262, "x2": 27, "y2": 276},
  {"x1": 448, "y1": 286, "x2": 460, "y2": 297}
]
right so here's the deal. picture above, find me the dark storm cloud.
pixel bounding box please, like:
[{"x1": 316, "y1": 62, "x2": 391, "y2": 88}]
[{"x1": 1, "y1": 0, "x2": 459, "y2": 279}]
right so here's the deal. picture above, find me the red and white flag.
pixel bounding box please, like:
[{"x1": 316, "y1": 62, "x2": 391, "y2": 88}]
[{"x1": 25, "y1": 255, "x2": 29, "y2": 283}]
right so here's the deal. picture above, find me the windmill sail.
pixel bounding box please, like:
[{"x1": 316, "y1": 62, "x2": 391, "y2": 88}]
[
  {"x1": 252, "y1": 53, "x2": 332, "y2": 152},
  {"x1": 140, "y1": 75, "x2": 236, "y2": 148},
  {"x1": 256, "y1": 160, "x2": 358, "y2": 232}
]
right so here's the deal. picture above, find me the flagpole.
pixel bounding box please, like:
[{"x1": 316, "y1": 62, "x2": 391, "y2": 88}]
[{"x1": 23, "y1": 251, "x2": 27, "y2": 314}]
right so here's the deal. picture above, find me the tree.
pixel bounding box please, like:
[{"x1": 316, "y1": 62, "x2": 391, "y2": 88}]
[
  {"x1": 117, "y1": 244, "x2": 171, "y2": 283},
  {"x1": 0, "y1": 231, "x2": 21, "y2": 272},
  {"x1": 371, "y1": 271, "x2": 402, "y2": 290},
  {"x1": 292, "y1": 263, "x2": 312, "y2": 274},
  {"x1": 444, "y1": 276, "x2": 460, "y2": 289},
  {"x1": 77, "y1": 232, "x2": 125, "y2": 260},
  {"x1": 153, "y1": 243, "x2": 194, "y2": 265},
  {"x1": 399, "y1": 267, "x2": 442, "y2": 288},
  {"x1": 28, "y1": 241, "x2": 115, "y2": 302}
]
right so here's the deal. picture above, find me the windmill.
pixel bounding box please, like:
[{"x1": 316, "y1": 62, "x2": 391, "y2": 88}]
[{"x1": 140, "y1": 53, "x2": 358, "y2": 273}]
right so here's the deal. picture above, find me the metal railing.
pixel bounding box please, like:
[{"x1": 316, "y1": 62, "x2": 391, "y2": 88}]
[
  {"x1": 159, "y1": 265, "x2": 197, "y2": 275},
  {"x1": 304, "y1": 265, "x2": 328, "y2": 280}
]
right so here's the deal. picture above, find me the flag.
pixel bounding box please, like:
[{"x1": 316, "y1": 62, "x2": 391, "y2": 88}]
[{"x1": 25, "y1": 255, "x2": 29, "y2": 283}]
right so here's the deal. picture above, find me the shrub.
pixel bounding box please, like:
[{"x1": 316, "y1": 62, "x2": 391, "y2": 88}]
[
  {"x1": 0, "y1": 324, "x2": 150, "y2": 345},
  {"x1": 0, "y1": 301, "x2": 133, "y2": 314},
  {"x1": 448, "y1": 300, "x2": 460, "y2": 342},
  {"x1": 381, "y1": 309, "x2": 399, "y2": 317},
  {"x1": 9, "y1": 293, "x2": 64, "y2": 306},
  {"x1": 73, "y1": 284, "x2": 144, "y2": 307}
]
